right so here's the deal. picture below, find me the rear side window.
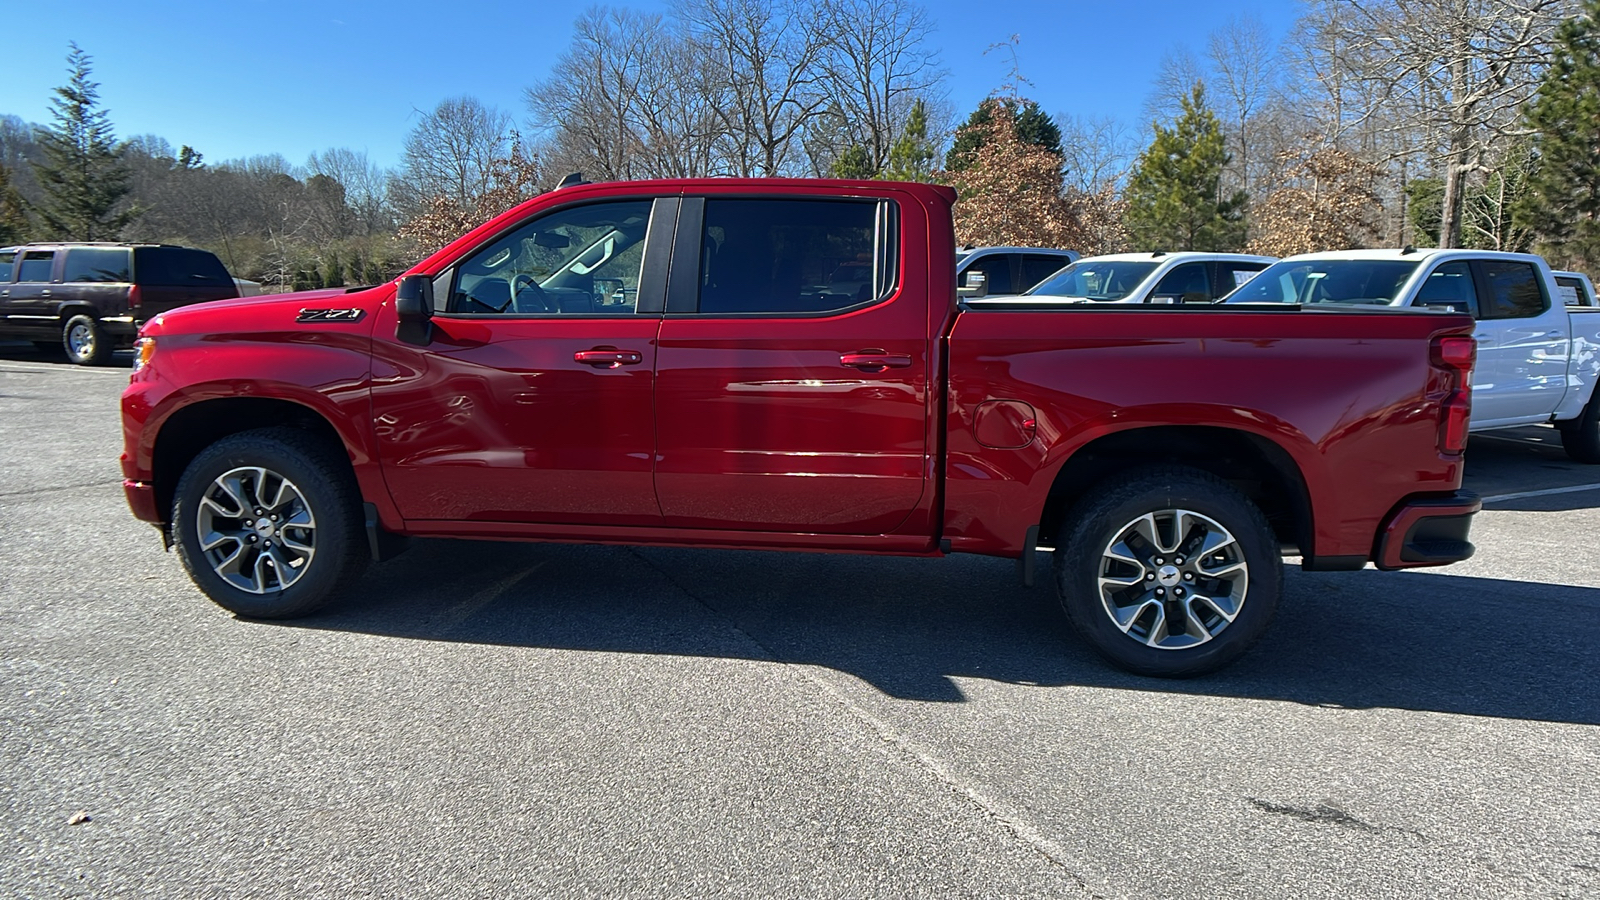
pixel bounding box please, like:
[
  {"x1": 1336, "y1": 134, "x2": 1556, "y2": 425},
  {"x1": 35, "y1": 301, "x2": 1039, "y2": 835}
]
[
  {"x1": 1477, "y1": 260, "x2": 1546, "y2": 319},
  {"x1": 16, "y1": 251, "x2": 53, "y2": 282},
  {"x1": 0, "y1": 251, "x2": 14, "y2": 282},
  {"x1": 698, "y1": 199, "x2": 894, "y2": 314},
  {"x1": 134, "y1": 247, "x2": 233, "y2": 287},
  {"x1": 1020, "y1": 254, "x2": 1067, "y2": 291},
  {"x1": 1554, "y1": 275, "x2": 1590, "y2": 307},
  {"x1": 1215, "y1": 261, "x2": 1268, "y2": 296},
  {"x1": 63, "y1": 247, "x2": 132, "y2": 283}
]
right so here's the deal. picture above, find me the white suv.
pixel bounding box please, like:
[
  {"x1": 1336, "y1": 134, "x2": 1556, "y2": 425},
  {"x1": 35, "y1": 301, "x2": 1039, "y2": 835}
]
[{"x1": 970, "y1": 251, "x2": 1276, "y2": 305}]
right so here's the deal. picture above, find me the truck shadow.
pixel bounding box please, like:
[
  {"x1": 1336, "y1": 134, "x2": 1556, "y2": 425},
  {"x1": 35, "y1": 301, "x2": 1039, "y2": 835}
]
[
  {"x1": 262, "y1": 537, "x2": 1600, "y2": 725},
  {"x1": 1464, "y1": 426, "x2": 1600, "y2": 511}
]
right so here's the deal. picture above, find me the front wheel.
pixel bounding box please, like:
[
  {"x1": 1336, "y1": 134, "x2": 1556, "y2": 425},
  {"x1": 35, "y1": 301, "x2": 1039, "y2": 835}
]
[
  {"x1": 173, "y1": 427, "x2": 369, "y2": 618},
  {"x1": 1053, "y1": 466, "x2": 1282, "y2": 677}
]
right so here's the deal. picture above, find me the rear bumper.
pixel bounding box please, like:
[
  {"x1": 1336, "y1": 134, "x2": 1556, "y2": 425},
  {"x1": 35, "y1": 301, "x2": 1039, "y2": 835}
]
[
  {"x1": 123, "y1": 479, "x2": 162, "y2": 524},
  {"x1": 1374, "y1": 490, "x2": 1481, "y2": 570}
]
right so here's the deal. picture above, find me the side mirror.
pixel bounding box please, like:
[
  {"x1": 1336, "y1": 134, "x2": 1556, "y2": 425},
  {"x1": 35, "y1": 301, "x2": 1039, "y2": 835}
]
[
  {"x1": 958, "y1": 270, "x2": 989, "y2": 299},
  {"x1": 396, "y1": 274, "x2": 434, "y2": 346}
]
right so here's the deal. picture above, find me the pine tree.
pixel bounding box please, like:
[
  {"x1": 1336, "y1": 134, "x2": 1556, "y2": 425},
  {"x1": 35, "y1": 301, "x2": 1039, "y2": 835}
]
[
  {"x1": 0, "y1": 164, "x2": 29, "y2": 244},
  {"x1": 883, "y1": 99, "x2": 938, "y2": 183},
  {"x1": 830, "y1": 145, "x2": 876, "y2": 179},
  {"x1": 33, "y1": 43, "x2": 135, "y2": 241},
  {"x1": 1123, "y1": 84, "x2": 1245, "y2": 251},
  {"x1": 1516, "y1": 0, "x2": 1600, "y2": 269},
  {"x1": 944, "y1": 98, "x2": 1062, "y2": 173}
]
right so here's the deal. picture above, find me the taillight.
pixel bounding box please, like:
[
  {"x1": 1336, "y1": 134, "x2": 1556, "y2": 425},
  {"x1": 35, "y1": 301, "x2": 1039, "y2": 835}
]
[
  {"x1": 1430, "y1": 334, "x2": 1475, "y2": 454},
  {"x1": 128, "y1": 284, "x2": 142, "y2": 309}
]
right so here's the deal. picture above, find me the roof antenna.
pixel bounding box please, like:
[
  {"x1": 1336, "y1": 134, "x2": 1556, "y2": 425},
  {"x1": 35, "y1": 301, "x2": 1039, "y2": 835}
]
[
  {"x1": 1151, "y1": 250, "x2": 1167, "y2": 258},
  {"x1": 1401, "y1": 244, "x2": 1417, "y2": 255},
  {"x1": 555, "y1": 172, "x2": 588, "y2": 190}
]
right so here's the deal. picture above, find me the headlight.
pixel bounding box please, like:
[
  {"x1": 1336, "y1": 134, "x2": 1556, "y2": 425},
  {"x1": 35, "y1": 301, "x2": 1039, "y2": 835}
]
[{"x1": 131, "y1": 337, "x2": 156, "y2": 374}]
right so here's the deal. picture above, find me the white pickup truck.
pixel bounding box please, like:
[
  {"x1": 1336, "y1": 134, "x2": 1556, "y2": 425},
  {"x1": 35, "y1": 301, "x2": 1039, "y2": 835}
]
[{"x1": 1225, "y1": 249, "x2": 1600, "y2": 462}]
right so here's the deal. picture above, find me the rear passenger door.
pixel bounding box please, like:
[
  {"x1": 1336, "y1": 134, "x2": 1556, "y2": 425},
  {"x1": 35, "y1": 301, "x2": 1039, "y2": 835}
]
[
  {"x1": 652, "y1": 194, "x2": 931, "y2": 534},
  {"x1": 1469, "y1": 258, "x2": 1565, "y2": 423}
]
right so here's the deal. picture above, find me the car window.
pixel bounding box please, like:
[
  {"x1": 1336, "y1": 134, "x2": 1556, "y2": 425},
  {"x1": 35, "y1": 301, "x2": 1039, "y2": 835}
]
[
  {"x1": 1151, "y1": 263, "x2": 1209, "y2": 300},
  {"x1": 1416, "y1": 262, "x2": 1479, "y2": 315},
  {"x1": 1554, "y1": 275, "x2": 1588, "y2": 307},
  {"x1": 1215, "y1": 261, "x2": 1268, "y2": 297},
  {"x1": 1029, "y1": 260, "x2": 1160, "y2": 300},
  {"x1": 1478, "y1": 260, "x2": 1546, "y2": 319},
  {"x1": 16, "y1": 251, "x2": 53, "y2": 283},
  {"x1": 698, "y1": 198, "x2": 891, "y2": 314},
  {"x1": 0, "y1": 251, "x2": 14, "y2": 283},
  {"x1": 962, "y1": 254, "x2": 1013, "y2": 295},
  {"x1": 1226, "y1": 260, "x2": 1418, "y2": 304},
  {"x1": 133, "y1": 247, "x2": 233, "y2": 287},
  {"x1": 448, "y1": 200, "x2": 654, "y2": 316},
  {"x1": 1020, "y1": 254, "x2": 1067, "y2": 291},
  {"x1": 63, "y1": 247, "x2": 132, "y2": 283}
]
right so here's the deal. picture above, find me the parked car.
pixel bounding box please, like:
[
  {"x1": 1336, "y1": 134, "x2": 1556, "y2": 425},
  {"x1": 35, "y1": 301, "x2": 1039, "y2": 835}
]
[
  {"x1": 1224, "y1": 248, "x2": 1600, "y2": 462},
  {"x1": 971, "y1": 251, "x2": 1276, "y2": 306},
  {"x1": 1553, "y1": 270, "x2": 1598, "y2": 307},
  {"x1": 955, "y1": 245, "x2": 1079, "y2": 298},
  {"x1": 121, "y1": 178, "x2": 1479, "y2": 677},
  {"x1": 0, "y1": 242, "x2": 238, "y2": 365}
]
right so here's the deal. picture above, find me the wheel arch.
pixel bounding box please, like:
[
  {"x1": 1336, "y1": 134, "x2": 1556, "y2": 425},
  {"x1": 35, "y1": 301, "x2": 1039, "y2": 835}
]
[{"x1": 1036, "y1": 425, "x2": 1314, "y2": 557}]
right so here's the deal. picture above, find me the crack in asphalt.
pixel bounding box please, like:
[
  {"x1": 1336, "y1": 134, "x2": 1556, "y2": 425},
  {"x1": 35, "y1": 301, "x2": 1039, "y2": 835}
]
[
  {"x1": 1248, "y1": 798, "x2": 1427, "y2": 841},
  {"x1": 0, "y1": 479, "x2": 124, "y2": 501},
  {"x1": 623, "y1": 545, "x2": 1105, "y2": 899}
]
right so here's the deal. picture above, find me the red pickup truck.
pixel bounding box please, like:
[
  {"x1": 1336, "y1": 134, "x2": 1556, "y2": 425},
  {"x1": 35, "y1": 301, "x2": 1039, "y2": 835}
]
[{"x1": 120, "y1": 178, "x2": 1480, "y2": 677}]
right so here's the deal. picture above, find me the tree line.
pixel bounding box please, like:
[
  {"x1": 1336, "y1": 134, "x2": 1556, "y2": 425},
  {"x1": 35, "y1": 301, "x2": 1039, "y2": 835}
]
[{"x1": 4, "y1": 0, "x2": 1600, "y2": 284}]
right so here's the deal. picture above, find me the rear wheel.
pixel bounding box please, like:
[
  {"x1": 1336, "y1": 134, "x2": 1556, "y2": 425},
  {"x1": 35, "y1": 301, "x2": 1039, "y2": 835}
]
[
  {"x1": 63, "y1": 315, "x2": 112, "y2": 366},
  {"x1": 1053, "y1": 466, "x2": 1282, "y2": 677},
  {"x1": 173, "y1": 427, "x2": 369, "y2": 618},
  {"x1": 1558, "y1": 390, "x2": 1600, "y2": 464}
]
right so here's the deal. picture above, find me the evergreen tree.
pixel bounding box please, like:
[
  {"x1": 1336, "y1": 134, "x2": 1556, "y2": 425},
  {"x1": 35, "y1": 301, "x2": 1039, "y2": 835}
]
[
  {"x1": 0, "y1": 164, "x2": 29, "y2": 244},
  {"x1": 944, "y1": 98, "x2": 1062, "y2": 173},
  {"x1": 1516, "y1": 0, "x2": 1600, "y2": 269},
  {"x1": 33, "y1": 43, "x2": 135, "y2": 240},
  {"x1": 1123, "y1": 84, "x2": 1246, "y2": 251},
  {"x1": 324, "y1": 250, "x2": 345, "y2": 288},
  {"x1": 830, "y1": 145, "x2": 876, "y2": 179},
  {"x1": 883, "y1": 100, "x2": 937, "y2": 182}
]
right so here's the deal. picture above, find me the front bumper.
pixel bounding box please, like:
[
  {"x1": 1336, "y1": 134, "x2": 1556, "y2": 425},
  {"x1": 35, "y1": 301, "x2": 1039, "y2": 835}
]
[
  {"x1": 1374, "y1": 490, "x2": 1481, "y2": 570},
  {"x1": 123, "y1": 479, "x2": 162, "y2": 524}
]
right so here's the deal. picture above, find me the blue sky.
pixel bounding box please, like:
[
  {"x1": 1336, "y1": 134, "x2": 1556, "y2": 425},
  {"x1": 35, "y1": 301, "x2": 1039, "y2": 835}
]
[{"x1": 4, "y1": 0, "x2": 1302, "y2": 170}]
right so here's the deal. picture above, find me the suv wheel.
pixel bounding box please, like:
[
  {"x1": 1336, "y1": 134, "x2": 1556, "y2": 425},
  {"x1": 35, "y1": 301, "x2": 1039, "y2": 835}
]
[
  {"x1": 1053, "y1": 466, "x2": 1282, "y2": 677},
  {"x1": 173, "y1": 427, "x2": 369, "y2": 618},
  {"x1": 63, "y1": 315, "x2": 112, "y2": 366}
]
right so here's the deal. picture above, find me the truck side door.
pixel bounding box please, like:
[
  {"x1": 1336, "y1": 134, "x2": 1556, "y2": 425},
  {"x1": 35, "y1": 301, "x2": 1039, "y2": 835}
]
[
  {"x1": 652, "y1": 195, "x2": 931, "y2": 534},
  {"x1": 1469, "y1": 258, "x2": 1567, "y2": 424},
  {"x1": 370, "y1": 196, "x2": 671, "y2": 526}
]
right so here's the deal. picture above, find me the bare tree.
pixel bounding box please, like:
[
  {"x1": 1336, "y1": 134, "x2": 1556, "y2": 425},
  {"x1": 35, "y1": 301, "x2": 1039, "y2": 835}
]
[
  {"x1": 1057, "y1": 114, "x2": 1137, "y2": 193},
  {"x1": 821, "y1": 0, "x2": 946, "y2": 174},
  {"x1": 1142, "y1": 48, "x2": 1204, "y2": 125},
  {"x1": 1206, "y1": 14, "x2": 1281, "y2": 199},
  {"x1": 392, "y1": 97, "x2": 513, "y2": 218},
  {"x1": 1300, "y1": 0, "x2": 1573, "y2": 247},
  {"x1": 307, "y1": 148, "x2": 392, "y2": 234}
]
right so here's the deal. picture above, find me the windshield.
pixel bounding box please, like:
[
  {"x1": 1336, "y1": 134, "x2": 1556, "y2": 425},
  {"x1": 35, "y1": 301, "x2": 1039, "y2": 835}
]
[
  {"x1": 1027, "y1": 260, "x2": 1160, "y2": 300},
  {"x1": 1225, "y1": 259, "x2": 1420, "y2": 305}
]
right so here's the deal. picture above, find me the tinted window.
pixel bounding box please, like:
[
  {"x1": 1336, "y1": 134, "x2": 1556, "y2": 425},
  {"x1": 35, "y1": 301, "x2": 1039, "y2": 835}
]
[
  {"x1": 1215, "y1": 261, "x2": 1268, "y2": 297},
  {"x1": 1478, "y1": 261, "x2": 1546, "y2": 319},
  {"x1": 1030, "y1": 260, "x2": 1159, "y2": 301},
  {"x1": 1151, "y1": 263, "x2": 1209, "y2": 299},
  {"x1": 1554, "y1": 275, "x2": 1588, "y2": 307},
  {"x1": 63, "y1": 247, "x2": 132, "y2": 283},
  {"x1": 16, "y1": 252, "x2": 53, "y2": 282},
  {"x1": 1416, "y1": 262, "x2": 1478, "y2": 315},
  {"x1": 699, "y1": 199, "x2": 889, "y2": 314},
  {"x1": 133, "y1": 247, "x2": 233, "y2": 287},
  {"x1": 0, "y1": 251, "x2": 14, "y2": 283},
  {"x1": 1226, "y1": 260, "x2": 1418, "y2": 304},
  {"x1": 1020, "y1": 254, "x2": 1068, "y2": 291},
  {"x1": 962, "y1": 254, "x2": 1014, "y2": 295},
  {"x1": 449, "y1": 199, "x2": 653, "y2": 315}
]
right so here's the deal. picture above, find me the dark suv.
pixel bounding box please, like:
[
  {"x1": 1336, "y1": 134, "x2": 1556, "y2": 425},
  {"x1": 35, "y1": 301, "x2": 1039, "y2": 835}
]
[{"x1": 0, "y1": 243, "x2": 239, "y2": 365}]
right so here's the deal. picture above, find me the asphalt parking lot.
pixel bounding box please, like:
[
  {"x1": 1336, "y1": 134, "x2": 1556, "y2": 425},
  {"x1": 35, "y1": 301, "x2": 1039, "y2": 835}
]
[{"x1": 2, "y1": 343, "x2": 1597, "y2": 899}]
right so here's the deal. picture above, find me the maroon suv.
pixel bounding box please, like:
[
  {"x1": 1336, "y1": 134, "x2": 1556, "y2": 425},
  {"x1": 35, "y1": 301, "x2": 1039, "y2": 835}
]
[{"x1": 0, "y1": 242, "x2": 239, "y2": 365}]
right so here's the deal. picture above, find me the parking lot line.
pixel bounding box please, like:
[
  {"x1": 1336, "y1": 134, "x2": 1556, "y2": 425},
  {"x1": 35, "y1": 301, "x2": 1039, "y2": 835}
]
[{"x1": 1480, "y1": 482, "x2": 1600, "y2": 503}]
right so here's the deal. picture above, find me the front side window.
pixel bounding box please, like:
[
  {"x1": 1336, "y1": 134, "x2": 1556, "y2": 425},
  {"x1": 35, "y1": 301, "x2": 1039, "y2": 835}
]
[
  {"x1": 1028, "y1": 260, "x2": 1159, "y2": 301},
  {"x1": 963, "y1": 254, "x2": 1014, "y2": 295},
  {"x1": 448, "y1": 200, "x2": 653, "y2": 316},
  {"x1": 1479, "y1": 261, "x2": 1547, "y2": 319},
  {"x1": 1416, "y1": 262, "x2": 1478, "y2": 314},
  {"x1": 63, "y1": 248, "x2": 132, "y2": 283},
  {"x1": 16, "y1": 252, "x2": 53, "y2": 283},
  {"x1": 698, "y1": 199, "x2": 890, "y2": 314},
  {"x1": 1151, "y1": 263, "x2": 1209, "y2": 300}
]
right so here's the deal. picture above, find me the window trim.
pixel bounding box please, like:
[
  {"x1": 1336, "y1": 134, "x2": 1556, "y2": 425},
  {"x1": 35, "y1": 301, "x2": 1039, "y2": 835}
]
[
  {"x1": 429, "y1": 195, "x2": 672, "y2": 321},
  {"x1": 667, "y1": 195, "x2": 903, "y2": 319}
]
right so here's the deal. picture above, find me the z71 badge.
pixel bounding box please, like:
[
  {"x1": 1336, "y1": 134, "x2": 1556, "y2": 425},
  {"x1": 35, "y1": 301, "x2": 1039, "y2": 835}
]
[{"x1": 296, "y1": 308, "x2": 366, "y2": 323}]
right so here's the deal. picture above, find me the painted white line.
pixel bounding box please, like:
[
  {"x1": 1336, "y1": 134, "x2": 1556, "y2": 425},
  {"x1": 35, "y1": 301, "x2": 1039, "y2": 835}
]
[
  {"x1": 436, "y1": 561, "x2": 545, "y2": 631},
  {"x1": 1480, "y1": 483, "x2": 1600, "y2": 503}
]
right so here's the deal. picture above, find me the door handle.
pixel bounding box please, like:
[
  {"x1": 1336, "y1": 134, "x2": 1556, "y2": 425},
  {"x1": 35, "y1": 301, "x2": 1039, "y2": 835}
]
[
  {"x1": 574, "y1": 347, "x2": 643, "y2": 368},
  {"x1": 840, "y1": 350, "x2": 913, "y2": 372},
  {"x1": 40, "y1": 289, "x2": 50, "y2": 297}
]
